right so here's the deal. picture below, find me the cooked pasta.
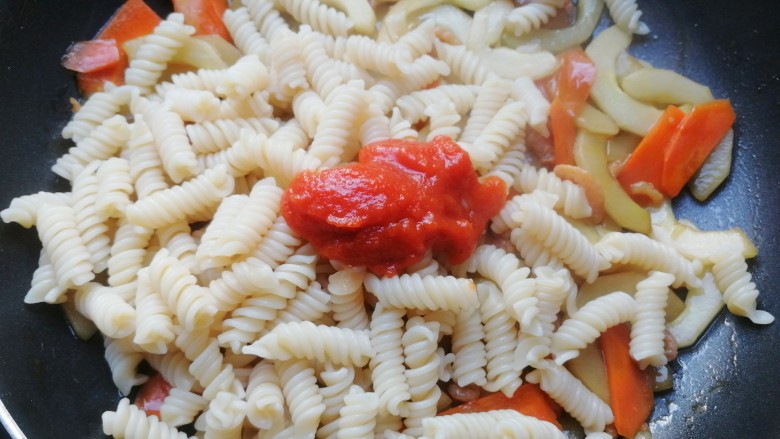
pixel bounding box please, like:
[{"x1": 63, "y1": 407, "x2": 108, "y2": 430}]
[
  {"x1": 365, "y1": 273, "x2": 478, "y2": 312},
  {"x1": 478, "y1": 281, "x2": 523, "y2": 396},
  {"x1": 368, "y1": 303, "x2": 410, "y2": 417},
  {"x1": 337, "y1": 386, "x2": 379, "y2": 439},
  {"x1": 630, "y1": 271, "x2": 675, "y2": 369},
  {"x1": 402, "y1": 318, "x2": 441, "y2": 437},
  {"x1": 246, "y1": 360, "x2": 285, "y2": 430},
  {"x1": 276, "y1": 358, "x2": 326, "y2": 437},
  {"x1": 103, "y1": 336, "x2": 147, "y2": 396},
  {"x1": 711, "y1": 249, "x2": 775, "y2": 325},
  {"x1": 102, "y1": 398, "x2": 190, "y2": 439},
  {"x1": 450, "y1": 307, "x2": 487, "y2": 387},
  {"x1": 317, "y1": 364, "x2": 356, "y2": 439},
  {"x1": 160, "y1": 388, "x2": 208, "y2": 428}
]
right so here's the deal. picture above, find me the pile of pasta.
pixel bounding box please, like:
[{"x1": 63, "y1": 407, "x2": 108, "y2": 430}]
[{"x1": 2, "y1": 0, "x2": 774, "y2": 438}]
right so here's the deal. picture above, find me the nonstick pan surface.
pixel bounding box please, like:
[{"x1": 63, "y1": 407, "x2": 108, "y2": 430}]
[{"x1": 0, "y1": 1, "x2": 778, "y2": 438}]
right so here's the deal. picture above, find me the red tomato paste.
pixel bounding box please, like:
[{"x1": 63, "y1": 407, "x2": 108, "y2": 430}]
[{"x1": 281, "y1": 136, "x2": 507, "y2": 276}]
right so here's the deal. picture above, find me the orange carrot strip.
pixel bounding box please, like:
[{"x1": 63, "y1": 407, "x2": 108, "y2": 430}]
[
  {"x1": 660, "y1": 99, "x2": 736, "y2": 197},
  {"x1": 62, "y1": 39, "x2": 121, "y2": 73},
  {"x1": 617, "y1": 105, "x2": 685, "y2": 202},
  {"x1": 550, "y1": 48, "x2": 597, "y2": 166},
  {"x1": 438, "y1": 383, "x2": 562, "y2": 429},
  {"x1": 600, "y1": 323, "x2": 654, "y2": 439}
]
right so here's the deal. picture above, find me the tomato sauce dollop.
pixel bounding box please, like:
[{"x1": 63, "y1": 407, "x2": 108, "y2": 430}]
[{"x1": 281, "y1": 136, "x2": 507, "y2": 276}]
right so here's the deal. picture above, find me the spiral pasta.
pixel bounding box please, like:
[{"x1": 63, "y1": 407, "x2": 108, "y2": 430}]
[
  {"x1": 477, "y1": 281, "x2": 523, "y2": 396},
  {"x1": 551, "y1": 291, "x2": 636, "y2": 364},
  {"x1": 52, "y1": 115, "x2": 131, "y2": 181},
  {"x1": 243, "y1": 320, "x2": 374, "y2": 367},
  {"x1": 276, "y1": 358, "x2": 326, "y2": 437},
  {"x1": 402, "y1": 318, "x2": 441, "y2": 437},
  {"x1": 102, "y1": 398, "x2": 190, "y2": 439},
  {"x1": 160, "y1": 388, "x2": 208, "y2": 428},
  {"x1": 337, "y1": 386, "x2": 379, "y2": 439},
  {"x1": 223, "y1": 7, "x2": 269, "y2": 59},
  {"x1": 460, "y1": 77, "x2": 512, "y2": 144},
  {"x1": 272, "y1": 280, "x2": 331, "y2": 325},
  {"x1": 515, "y1": 165, "x2": 592, "y2": 220},
  {"x1": 71, "y1": 162, "x2": 112, "y2": 273},
  {"x1": 25, "y1": 250, "x2": 65, "y2": 304},
  {"x1": 62, "y1": 85, "x2": 134, "y2": 143},
  {"x1": 125, "y1": 14, "x2": 195, "y2": 93},
  {"x1": 630, "y1": 271, "x2": 675, "y2": 369},
  {"x1": 186, "y1": 117, "x2": 278, "y2": 155},
  {"x1": 201, "y1": 390, "x2": 247, "y2": 438},
  {"x1": 433, "y1": 40, "x2": 494, "y2": 85},
  {"x1": 711, "y1": 250, "x2": 774, "y2": 325},
  {"x1": 422, "y1": 409, "x2": 529, "y2": 439},
  {"x1": 146, "y1": 351, "x2": 197, "y2": 392},
  {"x1": 494, "y1": 415, "x2": 567, "y2": 439},
  {"x1": 308, "y1": 81, "x2": 368, "y2": 167},
  {"x1": 396, "y1": 84, "x2": 480, "y2": 124},
  {"x1": 451, "y1": 306, "x2": 487, "y2": 388},
  {"x1": 104, "y1": 336, "x2": 148, "y2": 396},
  {"x1": 96, "y1": 157, "x2": 134, "y2": 219},
  {"x1": 36, "y1": 202, "x2": 94, "y2": 291},
  {"x1": 367, "y1": 303, "x2": 410, "y2": 417},
  {"x1": 364, "y1": 273, "x2": 478, "y2": 312},
  {"x1": 506, "y1": 0, "x2": 563, "y2": 37},
  {"x1": 605, "y1": 0, "x2": 649, "y2": 35},
  {"x1": 425, "y1": 102, "x2": 462, "y2": 142},
  {"x1": 245, "y1": 360, "x2": 285, "y2": 430},
  {"x1": 328, "y1": 267, "x2": 369, "y2": 330}
]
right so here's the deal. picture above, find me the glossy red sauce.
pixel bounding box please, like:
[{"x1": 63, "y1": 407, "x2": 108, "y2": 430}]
[{"x1": 281, "y1": 136, "x2": 507, "y2": 276}]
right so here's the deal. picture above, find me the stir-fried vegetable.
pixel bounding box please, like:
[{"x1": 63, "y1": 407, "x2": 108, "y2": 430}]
[
  {"x1": 689, "y1": 128, "x2": 734, "y2": 201},
  {"x1": 600, "y1": 323, "x2": 654, "y2": 439},
  {"x1": 438, "y1": 383, "x2": 563, "y2": 429},
  {"x1": 550, "y1": 48, "x2": 597, "y2": 166},
  {"x1": 621, "y1": 67, "x2": 714, "y2": 105},
  {"x1": 503, "y1": 0, "x2": 605, "y2": 53}
]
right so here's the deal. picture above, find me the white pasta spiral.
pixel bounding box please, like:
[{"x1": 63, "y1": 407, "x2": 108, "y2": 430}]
[
  {"x1": 595, "y1": 231, "x2": 702, "y2": 288},
  {"x1": 369, "y1": 303, "x2": 410, "y2": 417},
  {"x1": 477, "y1": 281, "x2": 522, "y2": 396},
  {"x1": 133, "y1": 267, "x2": 176, "y2": 354},
  {"x1": 515, "y1": 165, "x2": 592, "y2": 220},
  {"x1": 433, "y1": 40, "x2": 495, "y2": 85},
  {"x1": 102, "y1": 398, "x2": 190, "y2": 439},
  {"x1": 605, "y1": 0, "x2": 650, "y2": 35},
  {"x1": 271, "y1": 280, "x2": 331, "y2": 325},
  {"x1": 103, "y1": 336, "x2": 147, "y2": 396},
  {"x1": 506, "y1": 0, "x2": 564, "y2": 37},
  {"x1": 551, "y1": 291, "x2": 636, "y2": 364},
  {"x1": 494, "y1": 415, "x2": 567, "y2": 439},
  {"x1": 160, "y1": 388, "x2": 208, "y2": 427},
  {"x1": 74, "y1": 282, "x2": 136, "y2": 339},
  {"x1": 422, "y1": 410, "x2": 529, "y2": 439},
  {"x1": 402, "y1": 318, "x2": 441, "y2": 437},
  {"x1": 276, "y1": 358, "x2": 326, "y2": 437},
  {"x1": 317, "y1": 364, "x2": 355, "y2": 438},
  {"x1": 62, "y1": 85, "x2": 133, "y2": 142},
  {"x1": 146, "y1": 351, "x2": 196, "y2": 392},
  {"x1": 396, "y1": 84, "x2": 480, "y2": 124},
  {"x1": 243, "y1": 321, "x2": 374, "y2": 367},
  {"x1": 175, "y1": 329, "x2": 237, "y2": 400},
  {"x1": 127, "y1": 117, "x2": 168, "y2": 199},
  {"x1": 148, "y1": 248, "x2": 218, "y2": 330},
  {"x1": 711, "y1": 250, "x2": 775, "y2": 325},
  {"x1": 246, "y1": 360, "x2": 285, "y2": 430},
  {"x1": 95, "y1": 156, "x2": 134, "y2": 219},
  {"x1": 126, "y1": 165, "x2": 235, "y2": 229},
  {"x1": 526, "y1": 361, "x2": 614, "y2": 434},
  {"x1": 53, "y1": 115, "x2": 131, "y2": 181},
  {"x1": 460, "y1": 77, "x2": 512, "y2": 144},
  {"x1": 630, "y1": 271, "x2": 675, "y2": 369},
  {"x1": 451, "y1": 306, "x2": 487, "y2": 387},
  {"x1": 208, "y1": 257, "x2": 278, "y2": 312},
  {"x1": 337, "y1": 386, "x2": 379, "y2": 439},
  {"x1": 35, "y1": 202, "x2": 94, "y2": 290},
  {"x1": 125, "y1": 13, "x2": 195, "y2": 94},
  {"x1": 333, "y1": 34, "x2": 412, "y2": 77},
  {"x1": 463, "y1": 100, "x2": 527, "y2": 171},
  {"x1": 71, "y1": 162, "x2": 112, "y2": 273},
  {"x1": 1, "y1": 191, "x2": 72, "y2": 229},
  {"x1": 425, "y1": 102, "x2": 462, "y2": 142},
  {"x1": 25, "y1": 250, "x2": 65, "y2": 304},
  {"x1": 308, "y1": 81, "x2": 367, "y2": 168},
  {"x1": 202, "y1": 390, "x2": 248, "y2": 438},
  {"x1": 279, "y1": 0, "x2": 354, "y2": 37},
  {"x1": 223, "y1": 7, "x2": 269, "y2": 59},
  {"x1": 364, "y1": 273, "x2": 478, "y2": 312},
  {"x1": 186, "y1": 117, "x2": 278, "y2": 155},
  {"x1": 328, "y1": 267, "x2": 369, "y2": 330}
]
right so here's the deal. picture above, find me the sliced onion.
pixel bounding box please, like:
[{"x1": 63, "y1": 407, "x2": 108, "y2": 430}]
[{"x1": 689, "y1": 129, "x2": 733, "y2": 201}]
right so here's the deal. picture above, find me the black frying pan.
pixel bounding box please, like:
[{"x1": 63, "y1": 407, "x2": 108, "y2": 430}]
[{"x1": 0, "y1": 1, "x2": 778, "y2": 438}]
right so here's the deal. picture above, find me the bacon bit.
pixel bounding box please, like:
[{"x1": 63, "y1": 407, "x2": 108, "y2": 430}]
[
  {"x1": 554, "y1": 164, "x2": 606, "y2": 224},
  {"x1": 447, "y1": 382, "x2": 483, "y2": 403},
  {"x1": 628, "y1": 181, "x2": 665, "y2": 208},
  {"x1": 69, "y1": 97, "x2": 81, "y2": 113},
  {"x1": 526, "y1": 129, "x2": 556, "y2": 169},
  {"x1": 434, "y1": 26, "x2": 460, "y2": 45}
]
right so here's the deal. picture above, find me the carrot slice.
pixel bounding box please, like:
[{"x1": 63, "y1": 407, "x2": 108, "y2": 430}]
[
  {"x1": 550, "y1": 48, "x2": 597, "y2": 166},
  {"x1": 134, "y1": 373, "x2": 172, "y2": 419},
  {"x1": 660, "y1": 99, "x2": 736, "y2": 197},
  {"x1": 617, "y1": 105, "x2": 685, "y2": 202},
  {"x1": 600, "y1": 323, "x2": 654, "y2": 439},
  {"x1": 172, "y1": 0, "x2": 232, "y2": 41},
  {"x1": 438, "y1": 383, "x2": 562, "y2": 429},
  {"x1": 62, "y1": 39, "x2": 121, "y2": 73}
]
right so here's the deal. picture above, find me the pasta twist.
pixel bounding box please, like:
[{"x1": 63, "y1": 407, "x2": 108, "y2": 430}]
[
  {"x1": 368, "y1": 303, "x2": 410, "y2": 417},
  {"x1": 35, "y1": 202, "x2": 94, "y2": 291},
  {"x1": 605, "y1": 0, "x2": 650, "y2": 35},
  {"x1": 52, "y1": 115, "x2": 131, "y2": 181},
  {"x1": 333, "y1": 34, "x2": 412, "y2": 77},
  {"x1": 463, "y1": 100, "x2": 528, "y2": 170},
  {"x1": 425, "y1": 102, "x2": 462, "y2": 142},
  {"x1": 257, "y1": 136, "x2": 322, "y2": 189},
  {"x1": 246, "y1": 360, "x2": 285, "y2": 430},
  {"x1": 486, "y1": 141, "x2": 527, "y2": 189},
  {"x1": 1, "y1": 191, "x2": 71, "y2": 229},
  {"x1": 25, "y1": 250, "x2": 66, "y2": 304},
  {"x1": 514, "y1": 194, "x2": 606, "y2": 283},
  {"x1": 396, "y1": 85, "x2": 480, "y2": 124},
  {"x1": 506, "y1": 0, "x2": 564, "y2": 37},
  {"x1": 308, "y1": 81, "x2": 368, "y2": 167},
  {"x1": 245, "y1": 0, "x2": 290, "y2": 43},
  {"x1": 209, "y1": 257, "x2": 278, "y2": 312},
  {"x1": 132, "y1": 96, "x2": 200, "y2": 184},
  {"x1": 402, "y1": 318, "x2": 442, "y2": 437},
  {"x1": 202, "y1": 390, "x2": 248, "y2": 438},
  {"x1": 125, "y1": 13, "x2": 196, "y2": 94},
  {"x1": 526, "y1": 361, "x2": 614, "y2": 434},
  {"x1": 133, "y1": 267, "x2": 175, "y2": 354},
  {"x1": 175, "y1": 329, "x2": 238, "y2": 400},
  {"x1": 186, "y1": 117, "x2": 278, "y2": 155},
  {"x1": 161, "y1": 88, "x2": 221, "y2": 123},
  {"x1": 249, "y1": 215, "x2": 302, "y2": 268},
  {"x1": 198, "y1": 178, "x2": 282, "y2": 269},
  {"x1": 395, "y1": 19, "x2": 436, "y2": 59},
  {"x1": 103, "y1": 336, "x2": 147, "y2": 396},
  {"x1": 337, "y1": 386, "x2": 379, "y2": 439},
  {"x1": 146, "y1": 351, "x2": 197, "y2": 392},
  {"x1": 711, "y1": 250, "x2": 774, "y2": 325},
  {"x1": 148, "y1": 248, "x2": 218, "y2": 330},
  {"x1": 126, "y1": 117, "x2": 168, "y2": 199},
  {"x1": 158, "y1": 221, "x2": 198, "y2": 272},
  {"x1": 96, "y1": 157, "x2": 134, "y2": 219},
  {"x1": 197, "y1": 130, "x2": 264, "y2": 179},
  {"x1": 62, "y1": 85, "x2": 134, "y2": 142},
  {"x1": 630, "y1": 271, "x2": 675, "y2": 369},
  {"x1": 217, "y1": 54, "x2": 270, "y2": 100},
  {"x1": 422, "y1": 410, "x2": 528, "y2": 439},
  {"x1": 510, "y1": 226, "x2": 565, "y2": 272},
  {"x1": 595, "y1": 231, "x2": 702, "y2": 288},
  {"x1": 269, "y1": 28, "x2": 309, "y2": 105},
  {"x1": 276, "y1": 359, "x2": 326, "y2": 437},
  {"x1": 102, "y1": 398, "x2": 190, "y2": 439},
  {"x1": 433, "y1": 40, "x2": 495, "y2": 85},
  {"x1": 551, "y1": 291, "x2": 636, "y2": 364},
  {"x1": 272, "y1": 280, "x2": 331, "y2": 325},
  {"x1": 494, "y1": 415, "x2": 567, "y2": 439},
  {"x1": 328, "y1": 267, "x2": 369, "y2": 330},
  {"x1": 298, "y1": 27, "x2": 346, "y2": 101},
  {"x1": 292, "y1": 89, "x2": 327, "y2": 137},
  {"x1": 459, "y1": 77, "x2": 512, "y2": 144},
  {"x1": 451, "y1": 307, "x2": 487, "y2": 387},
  {"x1": 160, "y1": 388, "x2": 208, "y2": 427},
  {"x1": 364, "y1": 273, "x2": 478, "y2": 312},
  {"x1": 243, "y1": 320, "x2": 374, "y2": 367},
  {"x1": 223, "y1": 7, "x2": 270, "y2": 59},
  {"x1": 359, "y1": 102, "x2": 391, "y2": 146},
  {"x1": 388, "y1": 107, "x2": 419, "y2": 140},
  {"x1": 369, "y1": 55, "x2": 450, "y2": 114},
  {"x1": 317, "y1": 364, "x2": 356, "y2": 439},
  {"x1": 477, "y1": 282, "x2": 522, "y2": 396},
  {"x1": 279, "y1": 0, "x2": 354, "y2": 37},
  {"x1": 72, "y1": 162, "x2": 112, "y2": 273},
  {"x1": 515, "y1": 165, "x2": 592, "y2": 220},
  {"x1": 510, "y1": 76, "x2": 551, "y2": 136},
  {"x1": 171, "y1": 68, "x2": 227, "y2": 94},
  {"x1": 126, "y1": 165, "x2": 235, "y2": 230}
]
